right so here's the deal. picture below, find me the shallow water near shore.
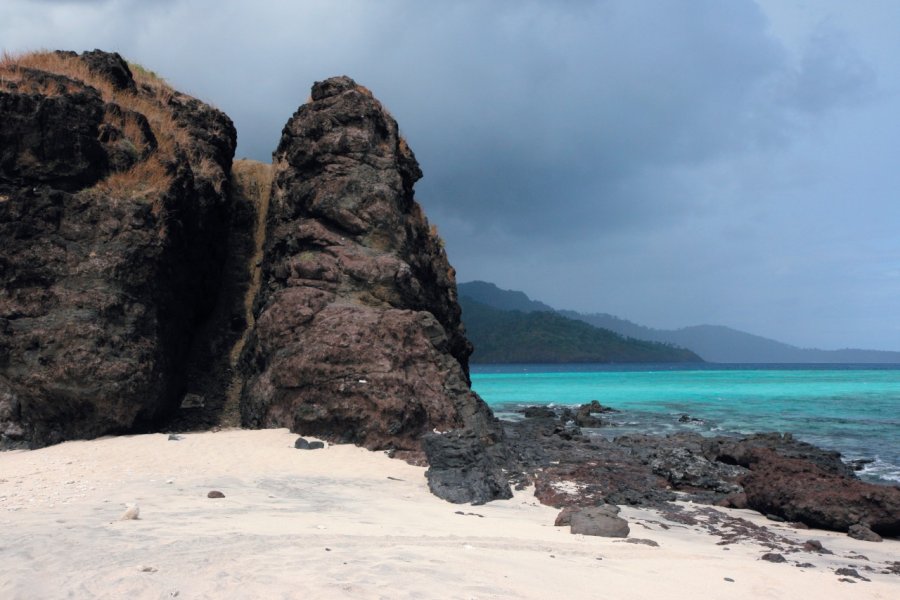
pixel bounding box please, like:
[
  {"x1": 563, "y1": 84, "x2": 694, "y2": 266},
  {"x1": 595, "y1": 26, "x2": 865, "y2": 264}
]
[{"x1": 472, "y1": 363, "x2": 900, "y2": 484}]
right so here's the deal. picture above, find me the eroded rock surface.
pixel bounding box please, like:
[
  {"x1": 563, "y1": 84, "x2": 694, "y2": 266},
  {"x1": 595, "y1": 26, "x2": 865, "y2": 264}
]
[
  {"x1": 0, "y1": 50, "x2": 236, "y2": 447},
  {"x1": 240, "y1": 77, "x2": 506, "y2": 498},
  {"x1": 505, "y1": 405, "x2": 900, "y2": 536},
  {"x1": 422, "y1": 430, "x2": 511, "y2": 504},
  {"x1": 738, "y1": 449, "x2": 900, "y2": 536}
]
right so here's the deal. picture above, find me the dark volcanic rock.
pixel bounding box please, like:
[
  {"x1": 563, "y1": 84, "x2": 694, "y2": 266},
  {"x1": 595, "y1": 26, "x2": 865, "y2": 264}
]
[
  {"x1": 503, "y1": 416, "x2": 675, "y2": 507},
  {"x1": 240, "y1": 76, "x2": 507, "y2": 499},
  {"x1": 567, "y1": 506, "x2": 630, "y2": 537},
  {"x1": 847, "y1": 524, "x2": 883, "y2": 542},
  {"x1": 707, "y1": 432, "x2": 855, "y2": 477},
  {"x1": 573, "y1": 400, "x2": 608, "y2": 427},
  {"x1": 0, "y1": 73, "x2": 108, "y2": 190},
  {"x1": 615, "y1": 433, "x2": 747, "y2": 495},
  {"x1": 79, "y1": 50, "x2": 136, "y2": 92},
  {"x1": 0, "y1": 51, "x2": 236, "y2": 448},
  {"x1": 521, "y1": 406, "x2": 556, "y2": 419},
  {"x1": 847, "y1": 458, "x2": 875, "y2": 472},
  {"x1": 293, "y1": 437, "x2": 326, "y2": 450},
  {"x1": 738, "y1": 448, "x2": 900, "y2": 536},
  {"x1": 422, "y1": 430, "x2": 511, "y2": 504},
  {"x1": 835, "y1": 568, "x2": 869, "y2": 581},
  {"x1": 761, "y1": 553, "x2": 787, "y2": 563},
  {"x1": 802, "y1": 539, "x2": 832, "y2": 554},
  {"x1": 504, "y1": 415, "x2": 900, "y2": 536}
]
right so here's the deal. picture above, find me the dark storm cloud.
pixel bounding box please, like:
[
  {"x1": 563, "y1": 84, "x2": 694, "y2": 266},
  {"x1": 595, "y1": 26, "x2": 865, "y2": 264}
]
[{"x1": 0, "y1": 0, "x2": 896, "y2": 350}]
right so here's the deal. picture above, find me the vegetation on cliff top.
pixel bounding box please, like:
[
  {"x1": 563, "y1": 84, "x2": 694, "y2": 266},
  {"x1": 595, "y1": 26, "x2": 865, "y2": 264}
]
[{"x1": 0, "y1": 50, "x2": 190, "y2": 202}]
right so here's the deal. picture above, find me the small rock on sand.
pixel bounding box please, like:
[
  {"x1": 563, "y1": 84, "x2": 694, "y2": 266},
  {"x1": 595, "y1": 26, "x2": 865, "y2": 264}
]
[
  {"x1": 622, "y1": 538, "x2": 659, "y2": 547},
  {"x1": 120, "y1": 504, "x2": 140, "y2": 520},
  {"x1": 835, "y1": 567, "x2": 869, "y2": 581},
  {"x1": 761, "y1": 553, "x2": 786, "y2": 563},
  {"x1": 567, "y1": 506, "x2": 630, "y2": 538},
  {"x1": 207, "y1": 491, "x2": 225, "y2": 499},
  {"x1": 847, "y1": 524, "x2": 882, "y2": 542},
  {"x1": 294, "y1": 437, "x2": 325, "y2": 450},
  {"x1": 803, "y1": 539, "x2": 832, "y2": 554}
]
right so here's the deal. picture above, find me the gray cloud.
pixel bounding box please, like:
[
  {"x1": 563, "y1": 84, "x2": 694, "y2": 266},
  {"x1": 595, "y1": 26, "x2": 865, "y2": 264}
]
[{"x1": 0, "y1": 0, "x2": 897, "y2": 350}]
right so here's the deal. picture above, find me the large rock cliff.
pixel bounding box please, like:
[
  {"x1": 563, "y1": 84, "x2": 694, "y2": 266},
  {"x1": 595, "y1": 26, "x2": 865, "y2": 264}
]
[
  {"x1": 0, "y1": 56, "x2": 509, "y2": 503},
  {"x1": 0, "y1": 51, "x2": 236, "y2": 447},
  {"x1": 240, "y1": 78, "x2": 506, "y2": 469}
]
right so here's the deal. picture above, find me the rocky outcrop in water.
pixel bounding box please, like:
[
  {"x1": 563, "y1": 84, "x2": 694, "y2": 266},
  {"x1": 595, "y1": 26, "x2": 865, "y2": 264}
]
[
  {"x1": 239, "y1": 77, "x2": 507, "y2": 499},
  {"x1": 736, "y1": 448, "x2": 900, "y2": 537},
  {"x1": 0, "y1": 50, "x2": 236, "y2": 448},
  {"x1": 505, "y1": 405, "x2": 900, "y2": 536}
]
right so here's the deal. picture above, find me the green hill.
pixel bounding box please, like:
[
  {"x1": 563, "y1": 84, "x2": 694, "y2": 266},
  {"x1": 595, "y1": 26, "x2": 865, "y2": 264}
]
[
  {"x1": 459, "y1": 296, "x2": 702, "y2": 364},
  {"x1": 457, "y1": 280, "x2": 555, "y2": 313}
]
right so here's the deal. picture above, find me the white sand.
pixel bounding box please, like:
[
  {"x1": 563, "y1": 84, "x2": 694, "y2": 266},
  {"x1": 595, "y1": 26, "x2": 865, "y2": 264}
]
[{"x1": 1, "y1": 429, "x2": 897, "y2": 599}]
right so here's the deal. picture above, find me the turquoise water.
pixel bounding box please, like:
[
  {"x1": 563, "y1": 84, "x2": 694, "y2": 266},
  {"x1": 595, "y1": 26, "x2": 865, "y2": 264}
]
[{"x1": 471, "y1": 364, "x2": 900, "y2": 484}]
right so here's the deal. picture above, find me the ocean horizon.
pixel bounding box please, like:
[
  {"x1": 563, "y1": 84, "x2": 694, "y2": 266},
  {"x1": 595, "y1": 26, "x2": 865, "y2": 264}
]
[{"x1": 471, "y1": 363, "x2": 900, "y2": 485}]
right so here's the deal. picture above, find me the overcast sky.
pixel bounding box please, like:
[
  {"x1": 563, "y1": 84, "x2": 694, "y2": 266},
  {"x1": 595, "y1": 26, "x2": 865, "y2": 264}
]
[{"x1": 2, "y1": 0, "x2": 898, "y2": 351}]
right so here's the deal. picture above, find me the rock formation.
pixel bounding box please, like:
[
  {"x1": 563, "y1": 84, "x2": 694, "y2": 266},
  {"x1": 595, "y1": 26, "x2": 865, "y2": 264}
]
[
  {"x1": 8, "y1": 52, "x2": 892, "y2": 524},
  {"x1": 239, "y1": 76, "x2": 508, "y2": 502},
  {"x1": 0, "y1": 50, "x2": 236, "y2": 447},
  {"x1": 505, "y1": 405, "x2": 900, "y2": 535},
  {"x1": 0, "y1": 55, "x2": 509, "y2": 503},
  {"x1": 735, "y1": 448, "x2": 900, "y2": 537}
]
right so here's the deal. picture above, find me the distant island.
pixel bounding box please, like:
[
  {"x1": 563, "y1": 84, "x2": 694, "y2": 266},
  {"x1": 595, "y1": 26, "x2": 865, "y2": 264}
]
[
  {"x1": 458, "y1": 295, "x2": 701, "y2": 364},
  {"x1": 459, "y1": 281, "x2": 900, "y2": 364}
]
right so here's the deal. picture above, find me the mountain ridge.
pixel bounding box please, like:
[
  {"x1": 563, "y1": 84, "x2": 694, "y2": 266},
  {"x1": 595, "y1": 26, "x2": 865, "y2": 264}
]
[
  {"x1": 459, "y1": 281, "x2": 900, "y2": 364},
  {"x1": 458, "y1": 296, "x2": 701, "y2": 364}
]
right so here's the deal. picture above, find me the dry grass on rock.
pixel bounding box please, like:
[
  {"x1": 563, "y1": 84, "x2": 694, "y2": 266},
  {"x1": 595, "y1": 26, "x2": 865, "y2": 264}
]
[{"x1": 0, "y1": 50, "x2": 200, "y2": 202}]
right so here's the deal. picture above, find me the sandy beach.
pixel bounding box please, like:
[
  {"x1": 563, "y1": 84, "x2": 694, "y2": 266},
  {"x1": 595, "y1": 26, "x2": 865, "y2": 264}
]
[{"x1": 1, "y1": 429, "x2": 897, "y2": 599}]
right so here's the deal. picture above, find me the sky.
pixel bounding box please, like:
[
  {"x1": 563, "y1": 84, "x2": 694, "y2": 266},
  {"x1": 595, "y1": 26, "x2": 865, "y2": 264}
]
[{"x1": 2, "y1": 0, "x2": 898, "y2": 351}]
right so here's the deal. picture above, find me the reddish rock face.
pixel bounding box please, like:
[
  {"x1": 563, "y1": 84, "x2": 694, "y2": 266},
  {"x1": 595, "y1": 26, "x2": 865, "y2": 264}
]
[
  {"x1": 241, "y1": 76, "x2": 501, "y2": 453},
  {"x1": 739, "y1": 448, "x2": 900, "y2": 536},
  {"x1": 0, "y1": 51, "x2": 236, "y2": 448}
]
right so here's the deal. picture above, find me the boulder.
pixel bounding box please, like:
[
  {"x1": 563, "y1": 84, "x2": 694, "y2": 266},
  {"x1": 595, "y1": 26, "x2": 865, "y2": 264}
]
[
  {"x1": 422, "y1": 430, "x2": 511, "y2": 504},
  {"x1": 521, "y1": 406, "x2": 556, "y2": 419},
  {"x1": 567, "y1": 506, "x2": 630, "y2": 537},
  {"x1": 240, "y1": 76, "x2": 504, "y2": 464},
  {"x1": 706, "y1": 432, "x2": 855, "y2": 477},
  {"x1": 739, "y1": 448, "x2": 900, "y2": 536},
  {"x1": 0, "y1": 50, "x2": 236, "y2": 448},
  {"x1": 847, "y1": 524, "x2": 883, "y2": 543},
  {"x1": 573, "y1": 401, "x2": 607, "y2": 428},
  {"x1": 79, "y1": 49, "x2": 137, "y2": 92},
  {"x1": 555, "y1": 503, "x2": 619, "y2": 526},
  {"x1": 295, "y1": 437, "x2": 325, "y2": 450},
  {"x1": 616, "y1": 433, "x2": 747, "y2": 494},
  {"x1": 761, "y1": 553, "x2": 787, "y2": 563}
]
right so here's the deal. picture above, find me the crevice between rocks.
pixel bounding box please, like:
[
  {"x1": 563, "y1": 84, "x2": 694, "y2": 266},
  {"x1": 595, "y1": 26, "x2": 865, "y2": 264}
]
[{"x1": 161, "y1": 159, "x2": 272, "y2": 432}]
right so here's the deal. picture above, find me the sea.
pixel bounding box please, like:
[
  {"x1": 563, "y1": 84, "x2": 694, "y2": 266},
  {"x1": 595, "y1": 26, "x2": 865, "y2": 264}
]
[{"x1": 470, "y1": 363, "x2": 900, "y2": 485}]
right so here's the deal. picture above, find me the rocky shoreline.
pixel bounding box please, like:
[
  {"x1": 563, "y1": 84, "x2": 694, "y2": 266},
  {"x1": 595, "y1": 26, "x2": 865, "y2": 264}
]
[
  {"x1": 480, "y1": 402, "x2": 898, "y2": 540},
  {"x1": 2, "y1": 51, "x2": 897, "y2": 559},
  {"x1": 4, "y1": 428, "x2": 898, "y2": 598},
  {"x1": 424, "y1": 399, "x2": 898, "y2": 542}
]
